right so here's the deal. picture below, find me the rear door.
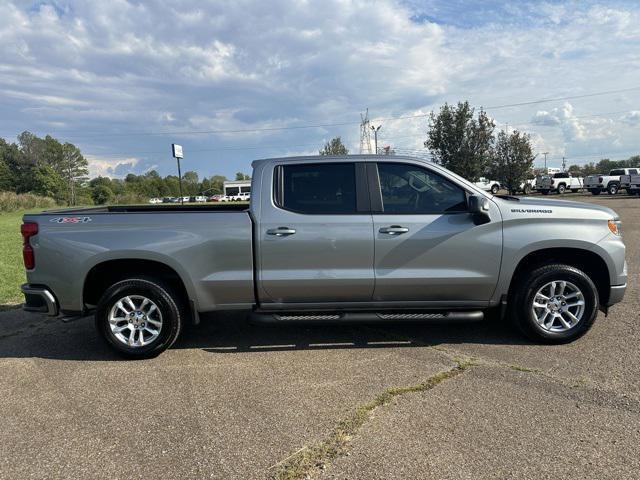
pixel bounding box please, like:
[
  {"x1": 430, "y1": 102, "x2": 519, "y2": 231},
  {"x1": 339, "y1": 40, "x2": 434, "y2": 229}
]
[
  {"x1": 369, "y1": 161, "x2": 502, "y2": 305},
  {"x1": 257, "y1": 161, "x2": 374, "y2": 305}
]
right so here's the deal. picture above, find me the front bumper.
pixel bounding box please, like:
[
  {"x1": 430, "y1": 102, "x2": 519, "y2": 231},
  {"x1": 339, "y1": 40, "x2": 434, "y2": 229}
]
[
  {"x1": 21, "y1": 284, "x2": 59, "y2": 316},
  {"x1": 607, "y1": 284, "x2": 627, "y2": 306}
]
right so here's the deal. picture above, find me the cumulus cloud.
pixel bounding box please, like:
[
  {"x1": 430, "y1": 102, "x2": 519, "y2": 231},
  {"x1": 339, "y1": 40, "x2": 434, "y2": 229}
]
[{"x1": 0, "y1": 0, "x2": 639, "y2": 176}]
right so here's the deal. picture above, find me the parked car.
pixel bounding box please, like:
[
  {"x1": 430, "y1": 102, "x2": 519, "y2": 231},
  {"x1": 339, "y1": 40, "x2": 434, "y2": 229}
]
[
  {"x1": 535, "y1": 172, "x2": 583, "y2": 194},
  {"x1": 517, "y1": 178, "x2": 536, "y2": 195},
  {"x1": 234, "y1": 192, "x2": 251, "y2": 202},
  {"x1": 189, "y1": 196, "x2": 207, "y2": 203},
  {"x1": 474, "y1": 177, "x2": 501, "y2": 195},
  {"x1": 207, "y1": 194, "x2": 224, "y2": 202},
  {"x1": 585, "y1": 168, "x2": 639, "y2": 195},
  {"x1": 148, "y1": 198, "x2": 162, "y2": 204},
  {"x1": 162, "y1": 197, "x2": 177, "y2": 203},
  {"x1": 620, "y1": 171, "x2": 640, "y2": 195},
  {"x1": 21, "y1": 155, "x2": 626, "y2": 358}
]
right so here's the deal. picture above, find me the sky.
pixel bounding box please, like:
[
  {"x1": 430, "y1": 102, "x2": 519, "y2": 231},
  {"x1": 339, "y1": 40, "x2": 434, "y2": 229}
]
[{"x1": 0, "y1": 0, "x2": 639, "y2": 179}]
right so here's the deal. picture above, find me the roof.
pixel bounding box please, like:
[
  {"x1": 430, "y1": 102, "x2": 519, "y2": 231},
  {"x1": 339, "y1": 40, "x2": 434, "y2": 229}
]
[{"x1": 251, "y1": 154, "x2": 430, "y2": 168}]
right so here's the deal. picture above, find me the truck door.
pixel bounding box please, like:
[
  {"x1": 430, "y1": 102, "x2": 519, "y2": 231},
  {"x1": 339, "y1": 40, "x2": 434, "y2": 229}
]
[
  {"x1": 369, "y1": 161, "x2": 502, "y2": 305},
  {"x1": 257, "y1": 161, "x2": 374, "y2": 305}
]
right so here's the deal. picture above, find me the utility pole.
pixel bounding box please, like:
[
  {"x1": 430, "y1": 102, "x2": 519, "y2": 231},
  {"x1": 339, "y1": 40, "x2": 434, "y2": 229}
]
[
  {"x1": 371, "y1": 124, "x2": 381, "y2": 154},
  {"x1": 542, "y1": 152, "x2": 549, "y2": 170},
  {"x1": 172, "y1": 144, "x2": 184, "y2": 205},
  {"x1": 562, "y1": 156, "x2": 567, "y2": 172}
]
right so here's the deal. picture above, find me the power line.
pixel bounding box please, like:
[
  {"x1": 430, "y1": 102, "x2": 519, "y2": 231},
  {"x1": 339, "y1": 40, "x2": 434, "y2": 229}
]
[{"x1": 2, "y1": 86, "x2": 639, "y2": 139}]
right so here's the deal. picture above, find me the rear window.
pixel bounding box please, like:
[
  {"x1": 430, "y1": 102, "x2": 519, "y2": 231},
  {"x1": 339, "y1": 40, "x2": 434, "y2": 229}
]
[
  {"x1": 553, "y1": 173, "x2": 569, "y2": 178},
  {"x1": 276, "y1": 163, "x2": 357, "y2": 214}
]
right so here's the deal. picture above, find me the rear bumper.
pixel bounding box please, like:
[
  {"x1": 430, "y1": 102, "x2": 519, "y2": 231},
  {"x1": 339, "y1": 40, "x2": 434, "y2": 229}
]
[
  {"x1": 607, "y1": 284, "x2": 626, "y2": 306},
  {"x1": 21, "y1": 284, "x2": 59, "y2": 316}
]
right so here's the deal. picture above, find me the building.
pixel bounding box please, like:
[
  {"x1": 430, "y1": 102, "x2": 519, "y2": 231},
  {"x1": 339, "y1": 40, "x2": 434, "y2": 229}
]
[{"x1": 223, "y1": 180, "x2": 251, "y2": 196}]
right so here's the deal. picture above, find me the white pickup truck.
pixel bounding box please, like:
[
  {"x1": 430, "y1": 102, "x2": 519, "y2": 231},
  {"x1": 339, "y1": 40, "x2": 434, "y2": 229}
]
[
  {"x1": 474, "y1": 177, "x2": 501, "y2": 195},
  {"x1": 585, "y1": 168, "x2": 639, "y2": 195},
  {"x1": 620, "y1": 171, "x2": 640, "y2": 195},
  {"x1": 535, "y1": 172, "x2": 583, "y2": 195}
]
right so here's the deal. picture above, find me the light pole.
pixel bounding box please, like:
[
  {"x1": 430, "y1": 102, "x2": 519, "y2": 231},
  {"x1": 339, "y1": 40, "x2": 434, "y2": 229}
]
[
  {"x1": 542, "y1": 151, "x2": 549, "y2": 170},
  {"x1": 371, "y1": 124, "x2": 381, "y2": 154},
  {"x1": 172, "y1": 144, "x2": 184, "y2": 205}
]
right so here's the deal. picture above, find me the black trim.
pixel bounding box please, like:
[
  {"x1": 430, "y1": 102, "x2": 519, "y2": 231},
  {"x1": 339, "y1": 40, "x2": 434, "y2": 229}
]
[
  {"x1": 355, "y1": 163, "x2": 370, "y2": 213},
  {"x1": 365, "y1": 162, "x2": 383, "y2": 213}
]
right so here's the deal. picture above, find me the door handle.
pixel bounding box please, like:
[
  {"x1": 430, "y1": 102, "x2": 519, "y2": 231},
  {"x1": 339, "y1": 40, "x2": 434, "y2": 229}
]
[
  {"x1": 379, "y1": 225, "x2": 409, "y2": 235},
  {"x1": 266, "y1": 227, "x2": 296, "y2": 236}
]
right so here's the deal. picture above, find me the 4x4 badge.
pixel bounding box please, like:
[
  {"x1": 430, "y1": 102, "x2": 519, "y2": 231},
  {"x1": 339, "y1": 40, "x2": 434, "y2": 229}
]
[{"x1": 50, "y1": 216, "x2": 92, "y2": 224}]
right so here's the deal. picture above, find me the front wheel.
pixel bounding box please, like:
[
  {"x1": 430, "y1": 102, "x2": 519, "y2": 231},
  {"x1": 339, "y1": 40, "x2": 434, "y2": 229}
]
[
  {"x1": 557, "y1": 184, "x2": 566, "y2": 194},
  {"x1": 509, "y1": 264, "x2": 598, "y2": 344},
  {"x1": 95, "y1": 278, "x2": 184, "y2": 358},
  {"x1": 490, "y1": 184, "x2": 500, "y2": 195},
  {"x1": 608, "y1": 183, "x2": 619, "y2": 195}
]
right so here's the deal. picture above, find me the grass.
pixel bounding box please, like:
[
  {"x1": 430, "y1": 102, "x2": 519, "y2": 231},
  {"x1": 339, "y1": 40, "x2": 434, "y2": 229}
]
[
  {"x1": 270, "y1": 359, "x2": 475, "y2": 480},
  {"x1": 0, "y1": 210, "x2": 30, "y2": 307}
]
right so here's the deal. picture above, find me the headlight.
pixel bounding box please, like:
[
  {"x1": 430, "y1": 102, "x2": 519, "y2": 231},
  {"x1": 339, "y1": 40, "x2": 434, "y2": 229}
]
[{"x1": 608, "y1": 219, "x2": 622, "y2": 236}]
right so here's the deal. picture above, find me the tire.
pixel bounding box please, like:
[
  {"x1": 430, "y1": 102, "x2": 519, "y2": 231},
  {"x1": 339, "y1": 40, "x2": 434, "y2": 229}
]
[
  {"x1": 95, "y1": 277, "x2": 184, "y2": 358},
  {"x1": 541, "y1": 190, "x2": 549, "y2": 195},
  {"x1": 509, "y1": 264, "x2": 598, "y2": 344},
  {"x1": 490, "y1": 184, "x2": 500, "y2": 195},
  {"x1": 607, "y1": 183, "x2": 619, "y2": 195},
  {"x1": 557, "y1": 184, "x2": 566, "y2": 194},
  {"x1": 590, "y1": 189, "x2": 601, "y2": 196},
  {"x1": 523, "y1": 184, "x2": 531, "y2": 195}
]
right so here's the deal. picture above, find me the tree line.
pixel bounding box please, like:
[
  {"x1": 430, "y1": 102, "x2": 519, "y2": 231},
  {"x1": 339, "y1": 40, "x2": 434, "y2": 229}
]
[{"x1": 0, "y1": 131, "x2": 251, "y2": 205}]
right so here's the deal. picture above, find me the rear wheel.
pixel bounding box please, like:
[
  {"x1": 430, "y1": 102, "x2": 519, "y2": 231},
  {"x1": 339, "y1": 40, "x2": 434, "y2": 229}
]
[
  {"x1": 509, "y1": 264, "x2": 598, "y2": 343},
  {"x1": 490, "y1": 184, "x2": 500, "y2": 195},
  {"x1": 95, "y1": 278, "x2": 184, "y2": 358},
  {"x1": 557, "y1": 184, "x2": 566, "y2": 194},
  {"x1": 590, "y1": 189, "x2": 601, "y2": 195}
]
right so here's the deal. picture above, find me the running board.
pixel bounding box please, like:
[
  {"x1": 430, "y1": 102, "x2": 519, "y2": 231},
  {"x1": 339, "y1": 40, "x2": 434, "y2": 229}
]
[{"x1": 250, "y1": 311, "x2": 484, "y2": 324}]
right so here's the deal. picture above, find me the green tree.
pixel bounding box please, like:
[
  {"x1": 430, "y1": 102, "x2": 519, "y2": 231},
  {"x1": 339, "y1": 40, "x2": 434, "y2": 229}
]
[
  {"x1": 425, "y1": 101, "x2": 495, "y2": 181},
  {"x1": 61, "y1": 143, "x2": 89, "y2": 205},
  {"x1": 235, "y1": 172, "x2": 250, "y2": 181},
  {"x1": 319, "y1": 136, "x2": 349, "y2": 156},
  {"x1": 92, "y1": 184, "x2": 115, "y2": 205},
  {"x1": 182, "y1": 171, "x2": 200, "y2": 195},
  {"x1": 489, "y1": 130, "x2": 536, "y2": 194}
]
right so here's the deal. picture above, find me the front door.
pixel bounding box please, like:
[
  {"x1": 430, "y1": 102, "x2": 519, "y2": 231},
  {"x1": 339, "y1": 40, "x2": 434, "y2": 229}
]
[
  {"x1": 257, "y1": 161, "x2": 374, "y2": 305},
  {"x1": 371, "y1": 162, "x2": 502, "y2": 304}
]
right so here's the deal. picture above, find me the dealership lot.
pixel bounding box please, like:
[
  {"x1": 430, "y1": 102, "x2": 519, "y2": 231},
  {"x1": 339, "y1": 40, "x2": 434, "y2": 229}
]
[{"x1": 1, "y1": 193, "x2": 638, "y2": 480}]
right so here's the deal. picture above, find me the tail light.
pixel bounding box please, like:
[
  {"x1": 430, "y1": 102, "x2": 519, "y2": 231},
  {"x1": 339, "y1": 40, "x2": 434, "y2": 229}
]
[
  {"x1": 21, "y1": 222, "x2": 38, "y2": 270},
  {"x1": 598, "y1": 176, "x2": 603, "y2": 183}
]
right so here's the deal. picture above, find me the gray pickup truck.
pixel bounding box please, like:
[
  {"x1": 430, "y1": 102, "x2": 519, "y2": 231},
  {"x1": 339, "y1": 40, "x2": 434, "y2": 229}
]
[{"x1": 21, "y1": 155, "x2": 627, "y2": 358}]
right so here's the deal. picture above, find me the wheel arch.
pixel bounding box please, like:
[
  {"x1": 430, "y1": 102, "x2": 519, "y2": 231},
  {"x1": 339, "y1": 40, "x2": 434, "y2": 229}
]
[
  {"x1": 509, "y1": 247, "x2": 611, "y2": 306},
  {"x1": 83, "y1": 258, "x2": 195, "y2": 320}
]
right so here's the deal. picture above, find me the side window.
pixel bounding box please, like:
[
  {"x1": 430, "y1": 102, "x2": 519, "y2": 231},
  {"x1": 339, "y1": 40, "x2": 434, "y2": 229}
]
[
  {"x1": 277, "y1": 163, "x2": 357, "y2": 214},
  {"x1": 630, "y1": 169, "x2": 638, "y2": 175},
  {"x1": 610, "y1": 169, "x2": 625, "y2": 176},
  {"x1": 377, "y1": 163, "x2": 467, "y2": 214}
]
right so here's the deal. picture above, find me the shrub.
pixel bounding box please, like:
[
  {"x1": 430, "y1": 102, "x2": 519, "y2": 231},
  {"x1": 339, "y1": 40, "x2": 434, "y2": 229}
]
[
  {"x1": 0, "y1": 191, "x2": 58, "y2": 212},
  {"x1": 113, "y1": 193, "x2": 147, "y2": 205}
]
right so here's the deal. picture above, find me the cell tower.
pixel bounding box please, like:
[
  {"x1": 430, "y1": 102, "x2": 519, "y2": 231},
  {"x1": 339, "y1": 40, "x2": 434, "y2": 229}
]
[{"x1": 359, "y1": 109, "x2": 372, "y2": 154}]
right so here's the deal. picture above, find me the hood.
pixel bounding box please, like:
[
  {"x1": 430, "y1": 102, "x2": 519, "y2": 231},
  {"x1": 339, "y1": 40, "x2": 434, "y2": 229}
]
[{"x1": 495, "y1": 196, "x2": 619, "y2": 219}]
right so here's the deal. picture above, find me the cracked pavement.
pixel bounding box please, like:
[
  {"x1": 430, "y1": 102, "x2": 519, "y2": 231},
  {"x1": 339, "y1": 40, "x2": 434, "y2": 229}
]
[{"x1": 0, "y1": 194, "x2": 638, "y2": 479}]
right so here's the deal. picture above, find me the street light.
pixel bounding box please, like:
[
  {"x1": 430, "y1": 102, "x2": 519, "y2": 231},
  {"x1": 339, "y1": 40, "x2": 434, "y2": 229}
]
[{"x1": 370, "y1": 124, "x2": 381, "y2": 154}]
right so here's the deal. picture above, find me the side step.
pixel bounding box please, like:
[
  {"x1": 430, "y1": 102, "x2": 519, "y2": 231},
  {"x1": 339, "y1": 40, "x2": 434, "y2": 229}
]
[{"x1": 250, "y1": 311, "x2": 484, "y2": 324}]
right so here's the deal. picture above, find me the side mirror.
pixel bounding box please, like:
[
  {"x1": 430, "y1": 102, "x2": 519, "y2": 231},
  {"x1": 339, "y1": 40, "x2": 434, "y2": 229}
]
[{"x1": 468, "y1": 195, "x2": 491, "y2": 225}]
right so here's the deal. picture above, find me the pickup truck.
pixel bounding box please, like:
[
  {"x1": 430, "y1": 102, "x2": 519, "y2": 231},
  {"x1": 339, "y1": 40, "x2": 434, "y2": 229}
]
[
  {"x1": 585, "y1": 168, "x2": 639, "y2": 195},
  {"x1": 535, "y1": 172, "x2": 583, "y2": 195},
  {"x1": 20, "y1": 155, "x2": 627, "y2": 358},
  {"x1": 473, "y1": 177, "x2": 501, "y2": 195},
  {"x1": 620, "y1": 172, "x2": 640, "y2": 195}
]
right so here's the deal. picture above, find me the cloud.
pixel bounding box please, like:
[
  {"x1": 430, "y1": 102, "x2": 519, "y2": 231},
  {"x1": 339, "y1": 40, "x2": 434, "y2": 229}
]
[
  {"x1": 86, "y1": 155, "x2": 140, "y2": 178},
  {"x1": 0, "y1": 0, "x2": 638, "y2": 177}
]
